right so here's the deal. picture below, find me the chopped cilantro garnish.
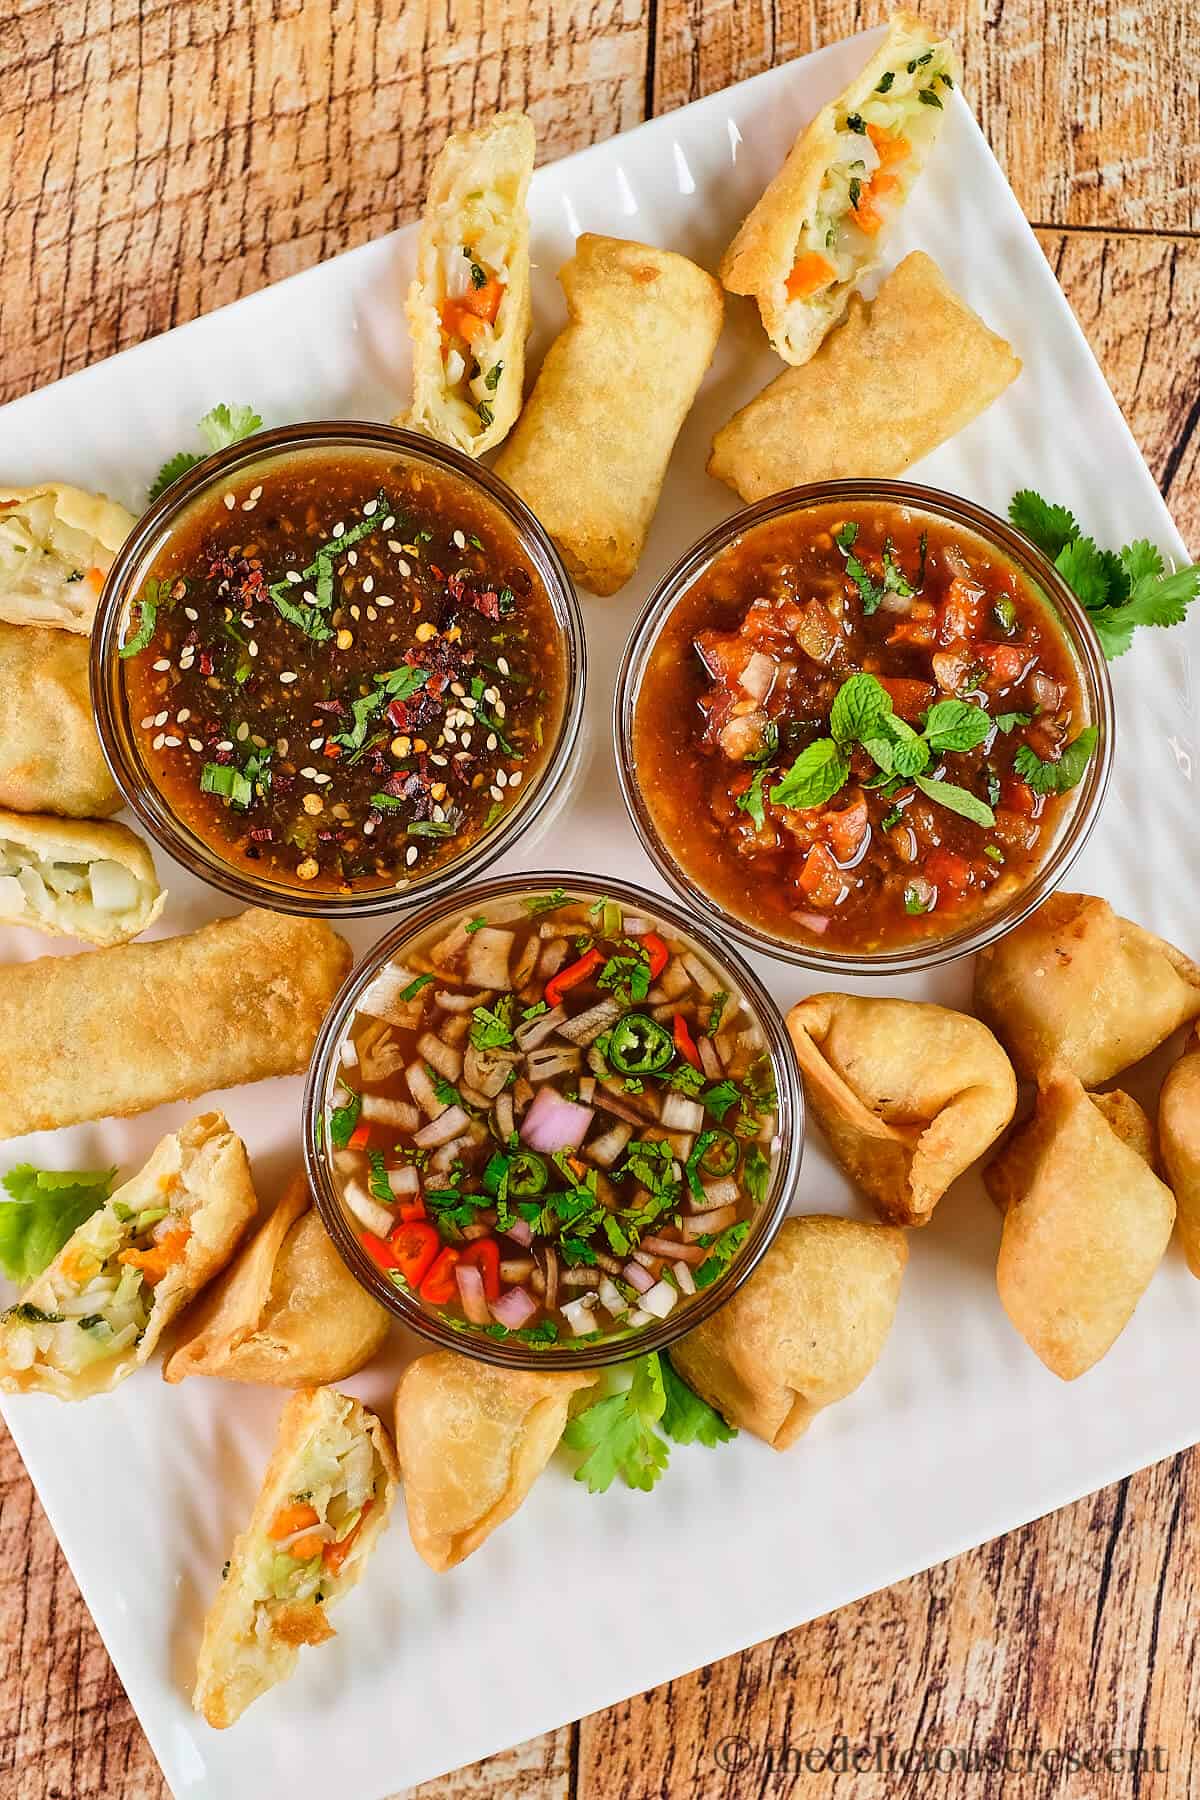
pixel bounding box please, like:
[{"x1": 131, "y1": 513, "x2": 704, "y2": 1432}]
[
  {"x1": 693, "y1": 1221, "x2": 751, "y2": 1290},
  {"x1": 328, "y1": 1089, "x2": 361, "y2": 1148}
]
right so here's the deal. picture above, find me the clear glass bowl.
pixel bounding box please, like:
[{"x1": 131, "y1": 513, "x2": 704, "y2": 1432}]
[
  {"x1": 302, "y1": 870, "x2": 805, "y2": 1371},
  {"x1": 614, "y1": 479, "x2": 1115, "y2": 975},
  {"x1": 90, "y1": 421, "x2": 587, "y2": 919}
]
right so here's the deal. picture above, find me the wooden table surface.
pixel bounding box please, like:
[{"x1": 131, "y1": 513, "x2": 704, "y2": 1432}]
[{"x1": 1, "y1": 2, "x2": 1197, "y2": 1796}]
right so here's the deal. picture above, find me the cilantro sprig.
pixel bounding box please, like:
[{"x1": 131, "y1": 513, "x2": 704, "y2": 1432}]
[
  {"x1": 148, "y1": 402, "x2": 264, "y2": 501},
  {"x1": 1009, "y1": 490, "x2": 1199, "y2": 659},
  {"x1": 562, "y1": 1352, "x2": 736, "y2": 1493},
  {"x1": 0, "y1": 1165, "x2": 116, "y2": 1284}
]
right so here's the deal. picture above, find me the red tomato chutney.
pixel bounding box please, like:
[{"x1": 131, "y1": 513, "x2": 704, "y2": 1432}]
[{"x1": 633, "y1": 500, "x2": 1097, "y2": 951}]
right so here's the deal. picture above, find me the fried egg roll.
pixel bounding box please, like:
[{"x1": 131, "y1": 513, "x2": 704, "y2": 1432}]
[
  {"x1": 721, "y1": 14, "x2": 956, "y2": 364},
  {"x1": 1160, "y1": 1030, "x2": 1200, "y2": 1279},
  {"x1": 494, "y1": 234, "x2": 724, "y2": 595},
  {"x1": 193, "y1": 1386, "x2": 398, "y2": 1728},
  {"x1": 0, "y1": 809, "x2": 164, "y2": 946},
  {"x1": 709, "y1": 253, "x2": 1020, "y2": 501},
  {"x1": 0, "y1": 908, "x2": 352, "y2": 1139},
  {"x1": 0, "y1": 620, "x2": 123, "y2": 817},
  {"x1": 402, "y1": 111, "x2": 535, "y2": 456},
  {"x1": 0, "y1": 482, "x2": 134, "y2": 633},
  {"x1": 0, "y1": 1112, "x2": 257, "y2": 1400}
]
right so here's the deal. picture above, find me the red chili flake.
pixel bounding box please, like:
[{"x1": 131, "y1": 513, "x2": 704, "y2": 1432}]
[
  {"x1": 248, "y1": 827, "x2": 274, "y2": 843},
  {"x1": 212, "y1": 746, "x2": 234, "y2": 765},
  {"x1": 199, "y1": 652, "x2": 214, "y2": 676},
  {"x1": 313, "y1": 698, "x2": 346, "y2": 716},
  {"x1": 387, "y1": 700, "x2": 409, "y2": 732},
  {"x1": 473, "y1": 589, "x2": 501, "y2": 622}
]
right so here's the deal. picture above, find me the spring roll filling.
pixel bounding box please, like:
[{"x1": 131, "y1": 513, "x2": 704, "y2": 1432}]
[
  {"x1": 0, "y1": 841, "x2": 143, "y2": 921},
  {"x1": 436, "y1": 191, "x2": 516, "y2": 437},
  {"x1": 250, "y1": 1423, "x2": 382, "y2": 1623}
]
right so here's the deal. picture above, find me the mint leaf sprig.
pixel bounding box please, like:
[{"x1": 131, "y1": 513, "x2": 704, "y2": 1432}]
[
  {"x1": 148, "y1": 402, "x2": 264, "y2": 502},
  {"x1": 1009, "y1": 490, "x2": 1199, "y2": 660}
]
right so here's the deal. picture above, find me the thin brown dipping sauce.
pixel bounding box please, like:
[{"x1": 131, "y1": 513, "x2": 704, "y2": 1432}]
[
  {"x1": 634, "y1": 501, "x2": 1091, "y2": 952},
  {"x1": 122, "y1": 446, "x2": 564, "y2": 895}
]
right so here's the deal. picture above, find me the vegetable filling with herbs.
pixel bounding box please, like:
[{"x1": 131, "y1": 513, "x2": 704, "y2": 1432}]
[
  {"x1": 633, "y1": 499, "x2": 1097, "y2": 951},
  {"x1": 323, "y1": 889, "x2": 781, "y2": 1346},
  {"x1": 120, "y1": 446, "x2": 563, "y2": 893}
]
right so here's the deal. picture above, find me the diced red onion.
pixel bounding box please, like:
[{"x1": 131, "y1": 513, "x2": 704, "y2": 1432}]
[
  {"x1": 640, "y1": 1279, "x2": 678, "y2": 1319},
  {"x1": 414, "y1": 1104, "x2": 470, "y2": 1149},
  {"x1": 673, "y1": 1260, "x2": 696, "y2": 1295},
  {"x1": 623, "y1": 1260, "x2": 655, "y2": 1294},
  {"x1": 343, "y1": 1181, "x2": 394, "y2": 1238},
  {"x1": 738, "y1": 650, "x2": 776, "y2": 701},
  {"x1": 520, "y1": 1085, "x2": 595, "y2": 1152},
  {"x1": 502, "y1": 1214, "x2": 534, "y2": 1247},
  {"x1": 490, "y1": 1285, "x2": 538, "y2": 1329},
  {"x1": 682, "y1": 1204, "x2": 738, "y2": 1241},
  {"x1": 386, "y1": 1165, "x2": 420, "y2": 1199},
  {"x1": 661, "y1": 1091, "x2": 704, "y2": 1133},
  {"x1": 793, "y1": 911, "x2": 831, "y2": 935},
  {"x1": 697, "y1": 1035, "x2": 723, "y2": 1079},
  {"x1": 623, "y1": 915, "x2": 653, "y2": 935},
  {"x1": 455, "y1": 1263, "x2": 491, "y2": 1324},
  {"x1": 700, "y1": 1176, "x2": 740, "y2": 1209},
  {"x1": 641, "y1": 1235, "x2": 706, "y2": 1265}
]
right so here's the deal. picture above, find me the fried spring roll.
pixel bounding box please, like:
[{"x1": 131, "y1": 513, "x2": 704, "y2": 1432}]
[
  {"x1": 0, "y1": 620, "x2": 122, "y2": 817},
  {"x1": 0, "y1": 809, "x2": 164, "y2": 946},
  {"x1": 709, "y1": 253, "x2": 1020, "y2": 502},
  {"x1": 402, "y1": 111, "x2": 535, "y2": 456},
  {"x1": 494, "y1": 234, "x2": 724, "y2": 595},
  {"x1": 0, "y1": 482, "x2": 134, "y2": 633},
  {"x1": 0, "y1": 908, "x2": 352, "y2": 1139},
  {"x1": 720, "y1": 13, "x2": 956, "y2": 364}
]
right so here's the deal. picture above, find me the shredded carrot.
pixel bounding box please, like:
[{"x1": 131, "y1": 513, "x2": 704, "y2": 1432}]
[
  {"x1": 867, "y1": 124, "x2": 910, "y2": 167},
  {"x1": 785, "y1": 252, "x2": 836, "y2": 300},
  {"x1": 441, "y1": 301, "x2": 487, "y2": 346},
  {"x1": 269, "y1": 1502, "x2": 320, "y2": 1541},
  {"x1": 118, "y1": 1225, "x2": 191, "y2": 1286},
  {"x1": 59, "y1": 1245, "x2": 99, "y2": 1286},
  {"x1": 85, "y1": 566, "x2": 106, "y2": 593},
  {"x1": 322, "y1": 1501, "x2": 373, "y2": 1576},
  {"x1": 458, "y1": 274, "x2": 504, "y2": 323},
  {"x1": 289, "y1": 1533, "x2": 327, "y2": 1561}
]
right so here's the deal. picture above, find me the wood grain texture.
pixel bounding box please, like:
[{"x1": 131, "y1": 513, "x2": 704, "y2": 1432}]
[{"x1": 0, "y1": 1, "x2": 1198, "y2": 1797}]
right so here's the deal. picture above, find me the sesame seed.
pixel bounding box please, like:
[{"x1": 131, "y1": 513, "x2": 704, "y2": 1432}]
[
  {"x1": 241, "y1": 497, "x2": 257, "y2": 512},
  {"x1": 430, "y1": 754, "x2": 449, "y2": 767},
  {"x1": 452, "y1": 530, "x2": 466, "y2": 550},
  {"x1": 154, "y1": 710, "x2": 170, "y2": 728},
  {"x1": 312, "y1": 771, "x2": 331, "y2": 787},
  {"x1": 444, "y1": 728, "x2": 457, "y2": 745},
  {"x1": 332, "y1": 521, "x2": 345, "y2": 538},
  {"x1": 176, "y1": 708, "x2": 191, "y2": 723},
  {"x1": 432, "y1": 804, "x2": 445, "y2": 824},
  {"x1": 217, "y1": 739, "x2": 234, "y2": 752},
  {"x1": 497, "y1": 657, "x2": 510, "y2": 675},
  {"x1": 287, "y1": 571, "x2": 303, "y2": 585},
  {"x1": 300, "y1": 766, "x2": 318, "y2": 780},
  {"x1": 450, "y1": 682, "x2": 466, "y2": 698},
  {"x1": 189, "y1": 737, "x2": 203, "y2": 752},
  {"x1": 363, "y1": 499, "x2": 379, "y2": 517},
  {"x1": 363, "y1": 819, "x2": 376, "y2": 836},
  {"x1": 279, "y1": 671, "x2": 297, "y2": 684},
  {"x1": 347, "y1": 550, "x2": 358, "y2": 567},
  {"x1": 241, "y1": 612, "x2": 255, "y2": 627},
  {"x1": 382, "y1": 515, "x2": 396, "y2": 530},
  {"x1": 496, "y1": 769, "x2": 508, "y2": 788},
  {"x1": 461, "y1": 732, "x2": 473, "y2": 749},
  {"x1": 251, "y1": 485, "x2": 263, "y2": 501},
  {"x1": 486, "y1": 733, "x2": 498, "y2": 751},
  {"x1": 366, "y1": 606, "x2": 378, "y2": 622},
  {"x1": 376, "y1": 595, "x2": 394, "y2": 608},
  {"x1": 397, "y1": 559, "x2": 411, "y2": 578},
  {"x1": 489, "y1": 785, "x2": 503, "y2": 802},
  {"x1": 484, "y1": 686, "x2": 499, "y2": 704},
  {"x1": 140, "y1": 714, "x2": 156, "y2": 729},
  {"x1": 309, "y1": 737, "x2": 325, "y2": 751},
  {"x1": 388, "y1": 540, "x2": 403, "y2": 554},
  {"x1": 509, "y1": 770, "x2": 523, "y2": 787},
  {"x1": 223, "y1": 493, "x2": 235, "y2": 511},
  {"x1": 164, "y1": 734, "x2": 181, "y2": 747},
  {"x1": 349, "y1": 605, "x2": 361, "y2": 622},
  {"x1": 462, "y1": 693, "x2": 478, "y2": 710},
  {"x1": 276, "y1": 738, "x2": 289, "y2": 756},
  {"x1": 405, "y1": 846, "x2": 418, "y2": 867},
  {"x1": 494, "y1": 698, "x2": 507, "y2": 719},
  {"x1": 249, "y1": 641, "x2": 258, "y2": 658},
  {"x1": 152, "y1": 658, "x2": 170, "y2": 672},
  {"x1": 152, "y1": 733, "x2": 165, "y2": 750},
  {"x1": 185, "y1": 607, "x2": 199, "y2": 622},
  {"x1": 236, "y1": 722, "x2": 250, "y2": 742},
  {"x1": 362, "y1": 575, "x2": 374, "y2": 594},
  {"x1": 303, "y1": 590, "x2": 317, "y2": 604}
]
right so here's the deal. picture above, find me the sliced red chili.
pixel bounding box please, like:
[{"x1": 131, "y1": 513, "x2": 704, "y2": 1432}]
[
  {"x1": 418, "y1": 1245, "x2": 461, "y2": 1305},
  {"x1": 545, "y1": 946, "x2": 604, "y2": 1008},
  {"x1": 641, "y1": 932, "x2": 670, "y2": 980},
  {"x1": 459, "y1": 1238, "x2": 501, "y2": 1302},
  {"x1": 388, "y1": 1220, "x2": 440, "y2": 1287},
  {"x1": 347, "y1": 1120, "x2": 371, "y2": 1151},
  {"x1": 360, "y1": 1231, "x2": 400, "y2": 1272},
  {"x1": 673, "y1": 1013, "x2": 702, "y2": 1071}
]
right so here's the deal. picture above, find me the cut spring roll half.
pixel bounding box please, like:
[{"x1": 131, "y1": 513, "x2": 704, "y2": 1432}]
[
  {"x1": 402, "y1": 110, "x2": 535, "y2": 456},
  {"x1": 720, "y1": 13, "x2": 957, "y2": 364},
  {"x1": 193, "y1": 1386, "x2": 398, "y2": 1728},
  {"x1": 0, "y1": 810, "x2": 164, "y2": 946},
  {"x1": 0, "y1": 1112, "x2": 257, "y2": 1400},
  {"x1": 0, "y1": 482, "x2": 135, "y2": 633}
]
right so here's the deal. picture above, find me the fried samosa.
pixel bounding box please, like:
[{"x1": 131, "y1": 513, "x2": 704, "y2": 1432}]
[
  {"x1": 709, "y1": 253, "x2": 1020, "y2": 501},
  {"x1": 193, "y1": 1386, "x2": 398, "y2": 1728},
  {"x1": 720, "y1": 16, "x2": 957, "y2": 364},
  {"x1": 787, "y1": 992, "x2": 1016, "y2": 1226},
  {"x1": 0, "y1": 621, "x2": 122, "y2": 817},
  {"x1": 669, "y1": 1215, "x2": 907, "y2": 1449},
  {"x1": 0, "y1": 1113, "x2": 257, "y2": 1400},
  {"x1": 164, "y1": 1173, "x2": 390, "y2": 1386},
  {"x1": 494, "y1": 234, "x2": 723, "y2": 595},
  {"x1": 0, "y1": 810, "x2": 164, "y2": 946},
  {"x1": 393, "y1": 1352, "x2": 597, "y2": 1571},
  {"x1": 1160, "y1": 1029, "x2": 1200, "y2": 1279},
  {"x1": 986, "y1": 1073, "x2": 1175, "y2": 1381},
  {"x1": 0, "y1": 481, "x2": 134, "y2": 633},
  {"x1": 974, "y1": 892, "x2": 1200, "y2": 1085},
  {"x1": 403, "y1": 111, "x2": 535, "y2": 456}
]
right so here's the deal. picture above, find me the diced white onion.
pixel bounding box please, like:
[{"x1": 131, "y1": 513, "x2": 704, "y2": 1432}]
[
  {"x1": 673, "y1": 1260, "x2": 696, "y2": 1295},
  {"x1": 88, "y1": 860, "x2": 139, "y2": 913},
  {"x1": 640, "y1": 1279, "x2": 678, "y2": 1320},
  {"x1": 343, "y1": 1181, "x2": 394, "y2": 1237}
]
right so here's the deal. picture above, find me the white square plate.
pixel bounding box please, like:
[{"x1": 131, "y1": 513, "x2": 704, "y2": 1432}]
[{"x1": 1, "y1": 26, "x2": 1195, "y2": 1800}]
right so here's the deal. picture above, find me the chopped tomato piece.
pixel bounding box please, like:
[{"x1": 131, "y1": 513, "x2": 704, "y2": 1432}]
[
  {"x1": 973, "y1": 642, "x2": 1035, "y2": 687},
  {"x1": 388, "y1": 1220, "x2": 440, "y2": 1287},
  {"x1": 418, "y1": 1246, "x2": 461, "y2": 1305},
  {"x1": 877, "y1": 676, "x2": 937, "y2": 721},
  {"x1": 886, "y1": 618, "x2": 937, "y2": 650},
  {"x1": 798, "y1": 842, "x2": 845, "y2": 908},
  {"x1": 269, "y1": 1502, "x2": 319, "y2": 1541},
  {"x1": 673, "y1": 1013, "x2": 703, "y2": 1070},
  {"x1": 397, "y1": 1197, "x2": 427, "y2": 1223},
  {"x1": 786, "y1": 252, "x2": 836, "y2": 299},
  {"x1": 867, "y1": 124, "x2": 911, "y2": 167},
  {"x1": 938, "y1": 578, "x2": 988, "y2": 643},
  {"x1": 323, "y1": 1500, "x2": 373, "y2": 1576},
  {"x1": 459, "y1": 1238, "x2": 501, "y2": 1302},
  {"x1": 118, "y1": 1225, "x2": 190, "y2": 1286},
  {"x1": 821, "y1": 793, "x2": 869, "y2": 863},
  {"x1": 925, "y1": 848, "x2": 972, "y2": 893},
  {"x1": 993, "y1": 809, "x2": 1041, "y2": 854},
  {"x1": 999, "y1": 775, "x2": 1038, "y2": 817}
]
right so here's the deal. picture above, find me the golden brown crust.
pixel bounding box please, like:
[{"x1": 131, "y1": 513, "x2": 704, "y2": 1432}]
[
  {"x1": 974, "y1": 893, "x2": 1200, "y2": 1085},
  {"x1": 1160, "y1": 1029, "x2": 1200, "y2": 1279},
  {"x1": 494, "y1": 234, "x2": 724, "y2": 594},
  {"x1": 163, "y1": 1173, "x2": 391, "y2": 1385},
  {"x1": 0, "y1": 621, "x2": 122, "y2": 816},
  {"x1": 708, "y1": 253, "x2": 1020, "y2": 500},
  {"x1": 987, "y1": 1073, "x2": 1175, "y2": 1380},
  {"x1": 193, "y1": 1387, "x2": 399, "y2": 1729},
  {"x1": 0, "y1": 908, "x2": 352, "y2": 1139},
  {"x1": 669, "y1": 1216, "x2": 908, "y2": 1449},
  {"x1": 393, "y1": 1352, "x2": 597, "y2": 1571},
  {"x1": 786, "y1": 992, "x2": 1017, "y2": 1226}
]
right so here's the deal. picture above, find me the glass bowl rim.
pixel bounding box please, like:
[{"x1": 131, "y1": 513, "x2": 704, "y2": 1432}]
[
  {"x1": 613, "y1": 477, "x2": 1116, "y2": 976},
  {"x1": 301, "y1": 867, "x2": 805, "y2": 1370},
  {"x1": 89, "y1": 419, "x2": 588, "y2": 919}
]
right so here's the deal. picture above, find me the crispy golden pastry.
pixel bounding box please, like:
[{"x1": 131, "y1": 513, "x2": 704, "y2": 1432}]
[
  {"x1": 1160, "y1": 1029, "x2": 1200, "y2": 1279},
  {"x1": 394, "y1": 1351, "x2": 597, "y2": 1571},
  {"x1": 0, "y1": 809, "x2": 164, "y2": 946},
  {"x1": 0, "y1": 1113, "x2": 257, "y2": 1400},
  {"x1": 193, "y1": 1386, "x2": 398, "y2": 1728},
  {"x1": 986, "y1": 1074, "x2": 1175, "y2": 1381},
  {"x1": 974, "y1": 892, "x2": 1200, "y2": 1085},
  {"x1": 786, "y1": 992, "x2": 1016, "y2": 1226},
  {"x1": 709, "y1": 252, "x2": 1020, "y2": 501},
  {"x1": 402, "y1": 111, "x2": 535, "y2": 456},
  {"x1": 494, "y1": 234, "x2": 724, "y2": 595},
  {"x1": 0, "y1": 908, "x2": 352, "y2": 1140},
  {"x1": 0, "y1": 482, "x2": 134, "y2": 632},
  {"x1": 720, "y1": 16, "x2": 956, "y2": 363},
  {"x1": 164, "y1": 1173, "x2": 390, "y2": 1385},
  {"x1": 0, "y1": 621, "x2": 122, "y2": 817},
  {"x1": 669, "y1": 1216, "x2": 907, "y2": 1449}
]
